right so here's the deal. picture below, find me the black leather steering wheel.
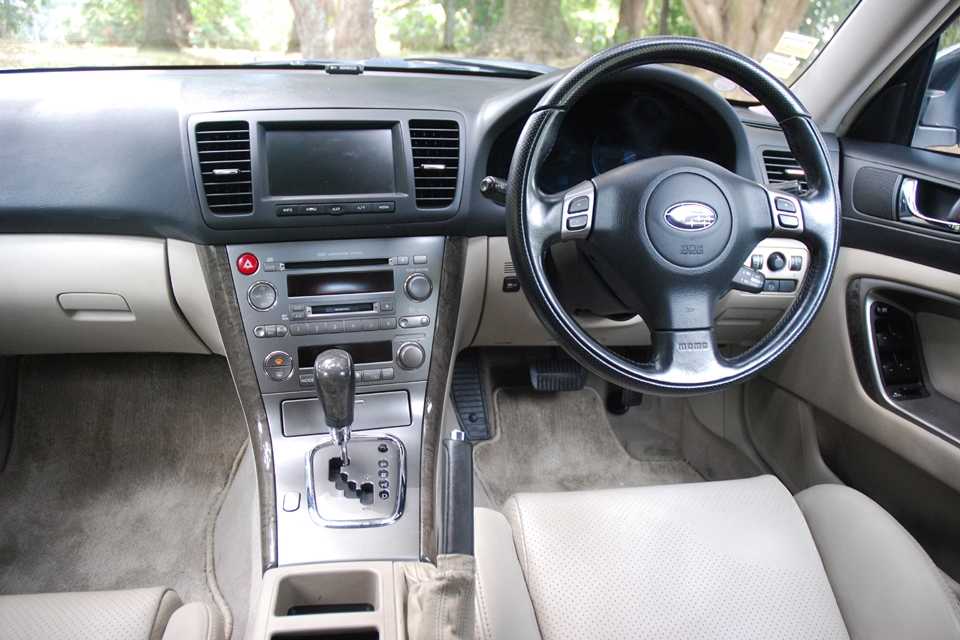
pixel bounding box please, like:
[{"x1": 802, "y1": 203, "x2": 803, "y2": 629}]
[{"x1": 506, "y1": 36, "x2": 840, "y2": 395}]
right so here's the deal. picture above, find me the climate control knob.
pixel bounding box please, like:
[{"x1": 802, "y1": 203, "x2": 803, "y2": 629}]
[
  {"x1": 397, "y1": 342, "x2": 426, "y2": 370},
  {"x1": 404, "y1": 273, "x2": 433, "y2": 302}
]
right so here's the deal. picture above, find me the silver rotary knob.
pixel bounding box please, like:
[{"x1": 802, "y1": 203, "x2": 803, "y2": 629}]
[
  {"x1": 397, "y1": 342, "x2": 426, "y2": 370},
  {"x1": 404, "y1": 273, "x2": 433, "y2": 302}
]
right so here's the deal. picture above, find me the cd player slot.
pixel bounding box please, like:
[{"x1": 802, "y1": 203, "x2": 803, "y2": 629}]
[
  {"x1": 287, "y1": 270, "x2": 394, "y2": 298},
  {"x1": 283, "y1": 258, "x2": 391, "y2": 271},
  {"x1": 312, "y1": 303, "x2": 375, "y2": 315},
  {"x1": 298, "y1": 342, "x2": 394, "y2": 368}
]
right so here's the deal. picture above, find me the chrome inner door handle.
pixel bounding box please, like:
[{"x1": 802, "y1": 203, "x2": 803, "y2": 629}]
[{"x1": 898, "y1": 177, "x2": 960, "y2": 233}]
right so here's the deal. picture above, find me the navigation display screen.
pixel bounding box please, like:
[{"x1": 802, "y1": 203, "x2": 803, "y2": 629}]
[{"x1": 266, "y1": 127, "x2": 396, "y2": 196}]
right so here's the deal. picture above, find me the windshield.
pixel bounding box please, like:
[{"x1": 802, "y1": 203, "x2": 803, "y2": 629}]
[{"x1": 2, "y1": 0, "x2": 859, "y2": 90}]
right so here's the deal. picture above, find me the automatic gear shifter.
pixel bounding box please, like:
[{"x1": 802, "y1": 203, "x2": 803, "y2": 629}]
[{"x1": 314, "y1": 349, "x2": 355, "y2": 465}]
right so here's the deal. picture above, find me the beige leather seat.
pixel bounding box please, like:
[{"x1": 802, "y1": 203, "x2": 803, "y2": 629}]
[
  {"x1": 0, "y1": 586, "x2": 224, "y2": 640},
  {"x1": 474, "y1": 475, "x2": 960, "y2": 640}
]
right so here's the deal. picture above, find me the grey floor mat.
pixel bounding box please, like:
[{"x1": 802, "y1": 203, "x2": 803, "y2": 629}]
[
  {"x1": 0, "y1": 354, "x2": 247, "y2": 609},
  {"x1": 475, "y1": 387, "x2": 703, "y2": 508}
]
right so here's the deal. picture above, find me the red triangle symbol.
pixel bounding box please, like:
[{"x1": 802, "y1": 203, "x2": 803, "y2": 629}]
[{"x1": 242, "y1": 259, "x2": 254, "y2": 269}]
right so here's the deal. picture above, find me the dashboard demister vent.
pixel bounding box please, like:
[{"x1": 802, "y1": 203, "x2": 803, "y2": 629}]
[
  {"x1": 410, "y1": 120, "x2": 459, "y2": 208},
  {"x1": 762, "y1": 149, "x2": 808, "y2": 193},
  {"x1": 196, "y1": 121, "x2": 253, "y2": 215}
]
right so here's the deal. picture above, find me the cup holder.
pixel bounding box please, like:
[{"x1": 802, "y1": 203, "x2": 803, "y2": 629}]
[{"x1": 273, "y1": 569, "x2": 380, "y2": 618}]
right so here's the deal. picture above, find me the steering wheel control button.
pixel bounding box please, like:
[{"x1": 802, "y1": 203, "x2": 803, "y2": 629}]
[
  {"x1": 778, "y1": 214, "x2": 800, "y2": 229},
  {"x1": 568, "y1": 196, "x2": 590, "y2": 213},
  {"x1": 264, "y1": 351, "x2": 293, "y2": 381},
  {"x1": 790, "y1": 256, "x2": 803, "y2": 271},
  {"x1": 404, "y1": 273, "x2": 433, "y2": 302},
  {"x1": 237, "y1": 253, "x2": 259, "y2": 275},
  {"x1": 646, "y1": 174, "x2": 732, "y2": 268},
  {"x1": 731, "y1": 266, "x2": 765, "y2": 294},
  {"x1": 397, "y1": 342, "x2": 426, "y2": 370},
  {"x1": 775, "y1": 197, "x2": 798, "y2": 213},
  {"x1": 398, "y1": 315, "x2": 430, "y2": 329},
  {"x1": 561, "y1": 182, "x2": 595, "y2": 241},
  {"x1": 566, "y1": 214, "x2": 589, "y2": 231},
  {"x1": 767, "y1": 252, "x2": 787, "y2": 271},
  {"x1": 248, "y1": 281, "x2": 278, "y2": 311}
]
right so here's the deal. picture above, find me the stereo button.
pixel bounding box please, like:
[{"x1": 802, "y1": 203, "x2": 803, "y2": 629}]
[
  {"x1": 398, "y1": 342, "x2": 426, "y2": 370},
  {"x1": 380, "y1": 299, "x2": 395, "y2": 312},
  {"x1": 413, "y1": 255, "x2": 427, "y2": 264},
  {"x1": 379, "y1": 317, "x2": 397, "y2": 330},
  {"x1": 404, "y1": 273, "x2": 433, "y2": 302},
  {"x1": 345, "y1": 320, "x2": 362, "y2": 332},
  {"x1": 362, "y1": 319, "x2": 379, "y2": 331},
  {"x1": 399, "y1": 315, "x2": 430, "y2": 329},
  {"x1": 276, "y1": 324, "x2": 288, "y2": 337},
  {"x1": 248, "y1": 282, "x2": 277, "y2": 311},
  {"x1": 325, "y1": 321, "x2": 343, "y2": 333}
]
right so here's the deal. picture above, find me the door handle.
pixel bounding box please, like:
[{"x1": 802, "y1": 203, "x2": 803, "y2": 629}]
[{"x1": 898, "y1": 177, "x2": 960, "y2": 233}]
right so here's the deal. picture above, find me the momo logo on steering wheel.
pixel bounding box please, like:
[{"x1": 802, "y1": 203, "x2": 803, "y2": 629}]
[{"x1": 664, "y1": 202, "x2": 718, "y2": 231}]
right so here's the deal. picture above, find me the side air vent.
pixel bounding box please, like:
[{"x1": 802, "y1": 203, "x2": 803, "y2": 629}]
[
  {"x1": 410, "y1": 120, "x2": 460, "y2": 208},
  {"x1": 196, "y1": 121, "x2": 253, "y2": 215},
  {"x1": 762, "y1": 149, "x2": 808, "y2": 193}
]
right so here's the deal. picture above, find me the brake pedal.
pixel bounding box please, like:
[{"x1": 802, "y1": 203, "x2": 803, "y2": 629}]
[{"x1": 530, "y1": 359, "x2": 587, "y2": 392}]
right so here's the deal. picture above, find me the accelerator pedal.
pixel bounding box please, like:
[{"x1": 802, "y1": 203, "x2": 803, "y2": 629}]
[
  {"x1": 530, "y1": 359, "x2": 587, "y2": 392},
  {"x1": 451, "y1": 348, "x2": 490, "y2": 440}
]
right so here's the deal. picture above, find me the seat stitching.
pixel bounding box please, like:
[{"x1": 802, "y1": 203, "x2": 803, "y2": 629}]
[{"x1": 475, "y1": 563, "x2": 495, "y2": 640}]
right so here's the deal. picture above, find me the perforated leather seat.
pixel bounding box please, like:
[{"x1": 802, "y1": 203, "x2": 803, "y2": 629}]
[
  {"x1": 473, "y1": 475, "x2": 960, "y2": 640},
  {"x1": 0, "y1": 586, "x2": 224, "y2": 640}
]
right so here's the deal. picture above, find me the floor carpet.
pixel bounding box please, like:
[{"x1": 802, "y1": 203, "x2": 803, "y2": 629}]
[
  {"x1": 474, "y1": 387, "x2": 703, "y2": 508},
  {"x1": 0, "y1": 353, "x2": 247, "y2": 613}
]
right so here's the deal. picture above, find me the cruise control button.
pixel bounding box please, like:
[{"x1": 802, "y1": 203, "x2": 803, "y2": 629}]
[
  {"x1": 566, "y1": 214, "x2": 588, "y2": 231},
  {"x1": 775, "y1": 197, "x2": 797, "y2": 213},
  {"x1": 568, "y1": 196, "x2": 590, "y2": 213}
]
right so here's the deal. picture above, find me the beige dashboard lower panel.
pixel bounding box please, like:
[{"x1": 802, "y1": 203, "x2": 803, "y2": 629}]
[
  {"x1": 471, "y1": 236, "x2": 808, "y2": 347},
  {"x1": 764, "y1": 247, "x2": 960, "y2": 494},
  {"x1": 0, "y1": 234, "x2": 208, "y2": 355}
]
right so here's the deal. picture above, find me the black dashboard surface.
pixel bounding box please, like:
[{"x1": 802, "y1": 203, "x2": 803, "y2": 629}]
[{"x1": 0, "y1": 66, "x2": 772, "y2": 244}]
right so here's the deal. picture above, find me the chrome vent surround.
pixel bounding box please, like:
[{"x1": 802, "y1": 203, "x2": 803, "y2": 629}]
[
  {"x1": 762, "y1": 149, "x2": 808, "y2": 192},
  {"x1": 196, "y1": 121, "x2": 253, "y2": 215},
  {"x1": 410, "y1": 120, "x2": 460, "y2": 208}
]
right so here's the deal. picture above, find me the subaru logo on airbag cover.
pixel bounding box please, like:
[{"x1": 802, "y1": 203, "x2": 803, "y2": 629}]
[{"x1": 664, "y1": 202, "x2": 718, "y2": 231}]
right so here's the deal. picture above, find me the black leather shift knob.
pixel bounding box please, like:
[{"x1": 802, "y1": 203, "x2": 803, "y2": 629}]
[{"x1": 314, "y1": 349, "x2": 355, "y2": 429}]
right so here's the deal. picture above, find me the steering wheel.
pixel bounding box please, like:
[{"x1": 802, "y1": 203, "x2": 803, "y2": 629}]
[{"x1": 506, "y1": 36, "x2": 840, "y2": 395}]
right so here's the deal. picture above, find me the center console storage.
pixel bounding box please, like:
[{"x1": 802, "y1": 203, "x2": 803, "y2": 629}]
[{"x1": 228, "y1": 237, "x2": 443, "y2": 565}]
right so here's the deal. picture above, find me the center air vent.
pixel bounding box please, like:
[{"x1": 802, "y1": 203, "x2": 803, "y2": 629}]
[
  {"x1": 762, "y1": 149, "x2": 808, "y2": 193},
  {"x1": 196, "y1": 121, "x2": 253, "y2": 215},
  {"x1": 410, "y1": 120, "x2": 460, "y2": 208}
]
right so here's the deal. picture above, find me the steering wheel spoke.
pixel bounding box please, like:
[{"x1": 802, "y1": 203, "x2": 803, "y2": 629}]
[{"x1": 648, "y1": 328, "x2": 729, "y2": 385}]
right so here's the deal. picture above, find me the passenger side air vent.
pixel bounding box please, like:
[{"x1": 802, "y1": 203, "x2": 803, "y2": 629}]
[
  {"x1": 196, "y1": 121, "x2": 253, "y2": 215},
  {"x1": 410, "y1": 120, "x2": 460, "y2": 208},
  {"x1": 762, "y1": 149, "x2": 808, "y2": 193}
]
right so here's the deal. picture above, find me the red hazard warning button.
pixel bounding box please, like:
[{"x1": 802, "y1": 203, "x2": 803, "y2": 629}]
[{"x1": 237, "y1": 253, "x2": 259, "y2": 275}]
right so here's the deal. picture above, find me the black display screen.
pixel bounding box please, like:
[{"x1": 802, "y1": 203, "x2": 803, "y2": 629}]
[
  {"x1": 287, "y1": 270, "x2": 394, "y2": 298},
  {"x1": 265, "y1": 127, "x2": 396, "y2": 196},
  {"x1": 298, "y1": 342, "x2": 393, "y2": 368}
]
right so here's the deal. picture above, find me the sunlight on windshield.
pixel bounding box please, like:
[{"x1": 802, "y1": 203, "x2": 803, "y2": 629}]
[{"x1": 2, "y1": 0, "x2": 860, "y2": 91}]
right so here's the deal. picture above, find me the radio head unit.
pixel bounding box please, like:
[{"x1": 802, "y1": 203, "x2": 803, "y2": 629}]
[{"x1": 228, "y1": 237, "x2": 444, "y2": 395}]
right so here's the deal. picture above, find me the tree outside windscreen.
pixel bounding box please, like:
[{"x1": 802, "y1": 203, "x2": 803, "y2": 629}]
[{"x1": 1, "y1": 0, "x2": 858, "y2": 80}]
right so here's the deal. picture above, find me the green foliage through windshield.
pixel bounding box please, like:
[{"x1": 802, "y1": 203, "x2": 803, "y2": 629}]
[{"x1": 1, "y1": 0, "x2": 860, "y2": 87}]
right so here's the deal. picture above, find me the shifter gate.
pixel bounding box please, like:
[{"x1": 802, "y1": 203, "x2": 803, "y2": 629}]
[{"x1": 305, "y1": 434, "x2": 405, "y2": 528}]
